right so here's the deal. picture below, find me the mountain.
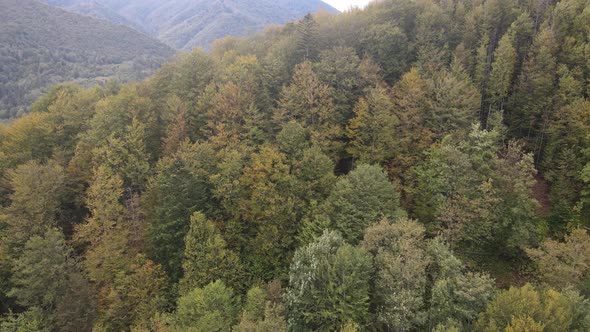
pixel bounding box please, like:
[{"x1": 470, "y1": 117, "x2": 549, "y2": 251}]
[
  {"x1": 43, "y1": 0, "x2": 146, "y2": 32},
  {"x1": 42, "y1": 0, "x2": 339, "y2": 49},
  {"x1": 0, "y1": 0, "x2": 174, "y2": 119}
]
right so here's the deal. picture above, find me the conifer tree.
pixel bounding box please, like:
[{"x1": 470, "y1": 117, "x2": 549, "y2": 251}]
[
  {"x1": 296, "y1": 14, "x2": 319, "y2": 61},
  {"x1": 509, "y1": 26, "x2": 557, "y2": 150},
  {"x1": 487, "y1": 33, "x2": 517, "y2": 112}
]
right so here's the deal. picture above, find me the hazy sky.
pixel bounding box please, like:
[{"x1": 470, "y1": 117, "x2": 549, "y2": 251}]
[{"x1": 323, "y1": 0, "x2": 372, "y2": 11}]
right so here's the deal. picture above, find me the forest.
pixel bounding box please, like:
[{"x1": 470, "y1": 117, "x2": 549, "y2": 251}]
[{"x1": 1, "y1": 0, "x2": 590, "y2": 330}]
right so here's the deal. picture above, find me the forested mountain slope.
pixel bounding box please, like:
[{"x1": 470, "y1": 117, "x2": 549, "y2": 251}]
[
  {"x1": 42, "y1": 0, "x2": 145, "y2": 32},
  {"x1": 42, "y1": 0, "x2": 339, "y2": 49},
  {"x1": 1, "y1": 0, "x2": 590, "y2": 331},
  {"x1": 0, "y1": 0, "x2": 174, "y2": 119}
]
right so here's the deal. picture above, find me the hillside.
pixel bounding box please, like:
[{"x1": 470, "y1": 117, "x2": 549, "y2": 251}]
[
  {"x1": 42, "y1": 0, "x2": 146, "y2": 32},
  {"x1": 43, "y1": 0, "x2": 339, "y2": 49},
  {"x1": 0, "y1": 0, "x2": 174, "y2": 118}
]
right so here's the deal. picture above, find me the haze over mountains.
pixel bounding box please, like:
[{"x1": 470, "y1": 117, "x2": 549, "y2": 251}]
[
  {"x1": 0, "y1": 0, "x2": 174, "y2": 118},
  {"x1": 43, "y1": 0, "x2": 339, "y2": 49}
]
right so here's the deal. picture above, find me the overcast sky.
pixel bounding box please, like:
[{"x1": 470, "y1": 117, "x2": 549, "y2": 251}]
[{"x1": 323, "y1": 0, "x2": 373, "y2": 11}]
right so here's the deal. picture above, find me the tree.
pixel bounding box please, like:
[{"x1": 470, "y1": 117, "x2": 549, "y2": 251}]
[
  {"x1": 173, "y1": 280, "x2": 238, "y2": 332},
  {"x1": 346, "y1": 86, "x2": 400, "y2": 164},
  {"x1": 360, "y1": 218, "x2": 496, "y2": 331},
  {"x1": 475, "y1": 284, "x2": 590, "y2": 332},
  {"x1": 426, "y1": 237, "x2": 496, "y2": 330},
  {"x1": 237, "y1": 145, "x2": 303, "y2": 279},
  {"x1": 296, "y1": 14, "x2": 319, "y2": 61},
  {"x1": 274, "y1": 62, "x2": 341, "y2": 155},
  {"x1": 8, "y1": 229, "x2": 95, "y2": 331},
  {"x1": 83, "y1": 85, "x2": 161, "y2": 166},
  {"x1": 276, "y1": 121, "x2": 309, "y2": 163},
  {"x1": 0, "y1": 308, "x2": 49, "y2": 332},
  {"x1": 542, "y1": 100, "x2": 590, "y2": 228},
  {"x1": 320, "y1": 164, "x2": 405, "y2": 243},
  {"x1": 285, "y1": 231, "x2": 372, "y2": 331},
  {"x1": 233, "y1": 286, "x2": 287, "y2": 332},
  {"x1": 504, "y1": 316, "x2": 544, "y2": 332},
  {"x1": 361, "y1": 218, "x2": 430, "y2": 331},
  {"x1": 427, "y1": 64, "x2": 480, "y2": 137},
  {"x1": 1, "y1": 160, "x2": 66, "y2": 253},
  {"x1": 492, "y1": 141, "x2": 540, "y2": 255},
  {"x1": 161, "y1": 96, "x2": 189, "y2": 156},
  {"x1": 413, "y1": 125, "x2": 539, "y2": 256},
  {"x1": 179, "y1": 212, "x2": 242, "y2": 294},
  {"x1": 241, "y1": 286, "x2": 267, "y2": 323},
  {"x1": 527, "y1": 228, "x2": 590, "y2": 290},
  {"x1": 144, "y1": 141, "x2": 217, "y2": 282},
  {"x1": 487, "y1": 33, "x2": 517, "y2": 111},
  {"x1": 508, "y1": 26, "x2": 557, "y2": 151},
  {"x1": 388, "y1": 68, "x2": 434, "y2": 181},
  {"x1": 221, "y1": 55, "x2": 268, "y2": 111},
  {"x1": 92, "y1": 118, "x2": 151, "y2": 191},
  {"x1": 361, "y1": 24, "x2": 411, "y2": 82},
  {"x1": 206, "y1": 82, "x2": 263, "y2": 148},
  {"x1": 314, "y1": 47, "x2": 362, "y2": 119},
  {"x1": 294, "y1": 146, "x2": 337, "y2": 203},
  {"x1": 0, "y1": 112, "x2": 55, "y2": 167},
  {"x1": 97, "y1": 255, "x2": 168, "y2": 331},
  {"x1": 74, "y1": 166, "x2": 130, "y2": 287}
]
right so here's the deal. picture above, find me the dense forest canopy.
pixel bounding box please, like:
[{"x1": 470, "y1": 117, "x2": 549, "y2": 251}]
[
  {"x1": 1, "y1": 0, "x2": 590, "y2": 330},
  {"x1": 0, "y1": 0, "x2": 174, "y2": 119}
]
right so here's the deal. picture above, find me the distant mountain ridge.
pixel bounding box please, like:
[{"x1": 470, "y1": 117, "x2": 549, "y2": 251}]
[
  {"x1": 42, "y1": 0, "x2": 339, "y2": 49},
  {"x1": 0, "y1": 0, "x2": 174, "y2": 118},
  {"x1": 43, "y1": 0, "x2": 146, "y2": 32}
]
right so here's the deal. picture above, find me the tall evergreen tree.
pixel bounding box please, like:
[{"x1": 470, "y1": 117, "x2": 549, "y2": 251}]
[
  {"x1": 296, "y1": 14, "x2": 319, "y2": 61},
  {"x1": 487, "y1": 33, "x2": 517, "y2": 114}
]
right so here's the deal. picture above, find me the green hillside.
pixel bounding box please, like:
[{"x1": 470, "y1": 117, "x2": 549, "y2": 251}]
[{"x1": 0, "y1": 0, "x2": 174, "y2": 118}]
